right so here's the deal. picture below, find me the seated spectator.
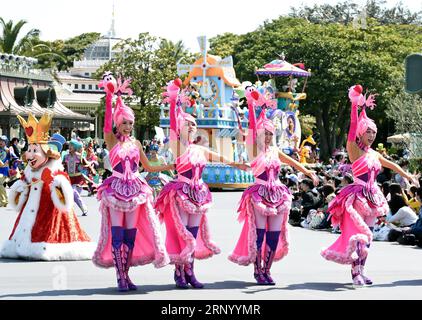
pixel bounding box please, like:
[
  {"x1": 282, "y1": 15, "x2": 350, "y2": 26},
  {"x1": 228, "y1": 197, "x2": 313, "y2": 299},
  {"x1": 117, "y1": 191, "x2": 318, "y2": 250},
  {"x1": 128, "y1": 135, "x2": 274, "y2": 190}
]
[
  {"x1": 381, "y1": 181, "x2": 390, "y2": 198},
  {"x1": 386, "y1": 195, "x2": 418, "y2": 228},
  {"x1": 333, "y1": 176, "x2": 343, "y2": 192},
  {"x1": 387, "y1": 183, "x2": 408, "y2": 202},
  {"x1": 299, "y1": 178, "x2": 321, "y2": 219},
  {"x1": 377, "y1": 167, "x2": 392, "y2": 185},
  {"x1": 407, "y1": 186, "x2": 421, "y2": 213},
  {"x1": 340, "y1": 173, "x2": 353, "y2": 188},
  {"x1": 313, "y1": 184, "x2": 336, "y2": 230},
  {"x1": 286, "y1": 173, "x2": 299, "y2": 193},
  {"x1": 403, "y1": 188, "x2": 422, "y2": 247},
  {"x1": 394, "y1": 159, "x2": 410, "y2": 190},
  {"x1": 381, "y1": 194, "x2": 418, "y2": 242}
]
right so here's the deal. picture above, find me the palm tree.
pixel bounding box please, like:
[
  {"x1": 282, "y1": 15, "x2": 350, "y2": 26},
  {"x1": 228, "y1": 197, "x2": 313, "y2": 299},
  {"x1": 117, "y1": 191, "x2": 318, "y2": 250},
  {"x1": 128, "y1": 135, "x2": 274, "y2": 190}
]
[
  {"x1": 159, "y1": 39, "x2": 189, "y2": 62},
  {"x1": 0, "y1": 18, "x2": 40, "y2": 54}
]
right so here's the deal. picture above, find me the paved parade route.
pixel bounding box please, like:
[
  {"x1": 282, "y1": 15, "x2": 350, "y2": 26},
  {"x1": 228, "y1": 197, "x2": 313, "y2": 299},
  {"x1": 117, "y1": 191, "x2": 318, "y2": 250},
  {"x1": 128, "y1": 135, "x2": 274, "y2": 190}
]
[{"x1": 0, "y1": 190, "x2": 421, "y2": 300}]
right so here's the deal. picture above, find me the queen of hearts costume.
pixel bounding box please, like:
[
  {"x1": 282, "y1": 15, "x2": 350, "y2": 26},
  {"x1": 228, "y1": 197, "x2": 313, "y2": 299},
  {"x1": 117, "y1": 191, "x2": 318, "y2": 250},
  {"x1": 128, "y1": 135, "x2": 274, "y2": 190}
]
[{"x1": 0, "y1": 113, "x2": 95, "y2": 260}]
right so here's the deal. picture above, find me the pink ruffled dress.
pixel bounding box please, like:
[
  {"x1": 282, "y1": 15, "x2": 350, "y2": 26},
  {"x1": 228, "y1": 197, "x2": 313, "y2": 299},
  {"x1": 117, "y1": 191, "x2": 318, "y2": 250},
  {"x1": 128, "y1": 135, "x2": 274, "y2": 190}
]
[
  {"x1": 92, "y1": 138, "x2": 168, "y2": 268},
  {"x1": 229, "y1": 146, "x2": 292, "y2": 265},
  {"x1": 321, "y1": 149, "x2": 388, "y2": 264},
  {"x1": 154, "y1": 144, "x2": 220, "y2": 264}
]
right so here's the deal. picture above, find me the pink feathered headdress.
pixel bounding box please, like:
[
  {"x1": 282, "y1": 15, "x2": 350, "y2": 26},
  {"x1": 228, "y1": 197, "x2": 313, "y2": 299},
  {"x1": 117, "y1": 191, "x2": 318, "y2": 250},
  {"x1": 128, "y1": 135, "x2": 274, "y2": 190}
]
[
  {"x1": 164, "y1": 79, "x2": 196, "y2": 141},
  {"x1": 245, "y1": 85, "x2": 275, "y2": 145},
  {"x1": 348, "y1": 85, "x2": 378, "y2": 137},
  {"x1": 99, "y1": 72, "x2": 135, "y2": 127}
]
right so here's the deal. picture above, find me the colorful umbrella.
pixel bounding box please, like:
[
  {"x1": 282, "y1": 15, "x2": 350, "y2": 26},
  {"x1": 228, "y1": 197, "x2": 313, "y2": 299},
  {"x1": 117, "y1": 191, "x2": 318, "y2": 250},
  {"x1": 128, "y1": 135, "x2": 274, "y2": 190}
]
[{"x1": 256, "y1": 59, "x2": 311, "y2": 77}]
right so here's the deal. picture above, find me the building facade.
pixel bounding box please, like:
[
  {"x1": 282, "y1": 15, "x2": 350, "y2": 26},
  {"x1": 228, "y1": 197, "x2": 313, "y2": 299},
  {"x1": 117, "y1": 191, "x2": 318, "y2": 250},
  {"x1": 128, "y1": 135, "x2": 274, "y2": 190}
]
[{"x1": 0, "y1": 54, "x2": 93, "y2": 141}]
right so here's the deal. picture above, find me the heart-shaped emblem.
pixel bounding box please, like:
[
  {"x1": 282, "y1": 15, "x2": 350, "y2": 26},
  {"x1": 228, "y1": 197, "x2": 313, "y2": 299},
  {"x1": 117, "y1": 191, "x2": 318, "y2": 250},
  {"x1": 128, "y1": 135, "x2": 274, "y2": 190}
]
[{"x1": 25, "y1": 127, "x2": 34, "y2": 137}]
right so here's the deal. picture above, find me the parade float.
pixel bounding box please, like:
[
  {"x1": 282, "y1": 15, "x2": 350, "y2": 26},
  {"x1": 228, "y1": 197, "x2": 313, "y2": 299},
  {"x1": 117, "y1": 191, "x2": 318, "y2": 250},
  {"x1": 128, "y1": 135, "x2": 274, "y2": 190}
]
[
  {"x1": 255, "y1": 55, "x2": 313, "y2": 161},
  {"x1": 159, "y1": 36, "x2": 254, "y2": 189}
]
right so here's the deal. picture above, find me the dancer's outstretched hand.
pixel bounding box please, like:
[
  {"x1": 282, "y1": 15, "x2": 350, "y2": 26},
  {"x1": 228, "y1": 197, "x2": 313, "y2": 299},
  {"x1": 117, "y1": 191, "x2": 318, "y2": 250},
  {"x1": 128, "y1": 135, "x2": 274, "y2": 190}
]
[
  {"x1": 308, "y1": 170, "x2": 319, "y2": 187},
  {"x1": 409, "y1": 174, "x2": 420, "y2": 188}
]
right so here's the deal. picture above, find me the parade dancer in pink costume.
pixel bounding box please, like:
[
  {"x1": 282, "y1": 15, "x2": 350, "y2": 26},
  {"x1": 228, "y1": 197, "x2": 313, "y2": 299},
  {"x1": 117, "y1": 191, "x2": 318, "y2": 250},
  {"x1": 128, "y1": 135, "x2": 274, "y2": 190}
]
[
  {"x1": 92, "y1": 72, "x2": 171, "y2": 292},
  {"x1": 229, "y1": 85, "x2": 319, "y2": 285},
  {"x1": 155, "y1": 79, "x2": 247, "y2": 289},
  {"x1": 321, "y1": 85, "x2": 419, "y2": 287}
]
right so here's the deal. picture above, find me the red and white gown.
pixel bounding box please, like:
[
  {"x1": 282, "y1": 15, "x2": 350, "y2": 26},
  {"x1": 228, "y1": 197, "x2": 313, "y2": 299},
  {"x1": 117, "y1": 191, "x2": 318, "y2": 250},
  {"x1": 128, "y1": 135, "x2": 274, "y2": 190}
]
[{"x1": 0, "y1": 159, "x2": 96, "y2": 260}]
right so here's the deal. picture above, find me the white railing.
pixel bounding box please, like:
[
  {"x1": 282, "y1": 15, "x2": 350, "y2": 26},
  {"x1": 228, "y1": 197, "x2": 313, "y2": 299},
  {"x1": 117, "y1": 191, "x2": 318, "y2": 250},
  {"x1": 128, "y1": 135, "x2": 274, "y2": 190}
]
[{"x1": 0, "y1": 64, "x2": 53, "y2": 81}]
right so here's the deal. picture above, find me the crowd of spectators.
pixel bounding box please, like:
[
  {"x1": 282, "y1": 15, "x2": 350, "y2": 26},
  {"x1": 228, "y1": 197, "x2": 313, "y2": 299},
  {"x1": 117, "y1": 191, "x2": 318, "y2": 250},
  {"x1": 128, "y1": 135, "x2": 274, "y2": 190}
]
[{"x1": 283, "y1": 148, "x2": 422, "y2": 249}]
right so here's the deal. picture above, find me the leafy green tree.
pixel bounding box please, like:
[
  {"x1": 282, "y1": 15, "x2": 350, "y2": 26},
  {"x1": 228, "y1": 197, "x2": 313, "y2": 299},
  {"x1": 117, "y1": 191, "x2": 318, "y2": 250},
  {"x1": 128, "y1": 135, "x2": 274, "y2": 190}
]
[
  {"x1": 385, "y1": 89, "x2": 422, "y2": 134},
  {"x1": 0, "y1": 18, "x2": 40, "y2": 54},
  {"x1": 289, "y1": 0, "x2": 421, "y2": 25},
  {"x1": 209, "y1": 33, "x2": 243, "y2": 60},
  {"x1": 210, "y1": 17, "x2": 422, "y2": 160},
  {"x1": 159, "y1": 39, "x2": 190, "y2": 62},
  {"x1": 96, "y1": 33, "x2": 194, "y2": 138},
  {"x1": 289, "y1": 1, "x2": 359, "y2": 25},
  {"x1": 35, "y1": 32, "x2": 101, "y2": 71}
]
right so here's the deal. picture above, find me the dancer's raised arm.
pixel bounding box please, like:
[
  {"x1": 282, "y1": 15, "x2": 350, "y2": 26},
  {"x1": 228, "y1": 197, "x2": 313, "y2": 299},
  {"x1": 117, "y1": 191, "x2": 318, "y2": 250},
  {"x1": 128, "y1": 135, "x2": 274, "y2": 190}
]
[
  {"x1": 278, "y1": 150, "x2": 319, "y2": 186},
  {"x1": 136, "y1": 140, "x2": 175, "y2": 173},
  {"x1": 99, "y1": 72, "x2": 118, "y2": 149},
  {"x1": 378, "y1": 155, "x2": 419, "y2": 187},
  {"x1": 347, "y1": 85, "x2": 363, "y2": 160},
  {"x1": 201, "y1": 146, "x2": 250, "y2": 171}
]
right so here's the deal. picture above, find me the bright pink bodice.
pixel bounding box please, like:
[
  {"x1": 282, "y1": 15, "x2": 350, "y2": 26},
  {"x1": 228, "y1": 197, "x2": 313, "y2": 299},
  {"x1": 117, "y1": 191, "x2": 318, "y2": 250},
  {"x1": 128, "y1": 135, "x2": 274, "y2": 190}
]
[
  {"x1": 250, "y1": 147, "x2": 282, "y2": 183},
  {"x1": 109, "y1": 139, "x2": 140, "y2": 179},
  {"x1": 351, "y1": 149, "x2": 381, "y2": 182},
  {"x1": 176, "y1": 144, "x2": 207, "y2": 179}
]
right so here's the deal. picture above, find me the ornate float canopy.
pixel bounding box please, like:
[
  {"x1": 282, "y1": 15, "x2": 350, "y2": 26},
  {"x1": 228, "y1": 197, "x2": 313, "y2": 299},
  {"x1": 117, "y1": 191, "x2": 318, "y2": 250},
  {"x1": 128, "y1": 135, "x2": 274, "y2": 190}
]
[{"x1": 256, "y1": 59, "x2": 311, "y2": 77}]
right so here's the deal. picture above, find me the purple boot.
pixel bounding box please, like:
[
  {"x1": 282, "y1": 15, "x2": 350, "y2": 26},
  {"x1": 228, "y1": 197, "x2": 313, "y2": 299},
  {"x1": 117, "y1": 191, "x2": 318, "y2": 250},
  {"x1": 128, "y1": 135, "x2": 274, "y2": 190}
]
[
  {"x1": 174, "y1": 264, "x2": 189, "y2": 289},
  {"x1": 263, "y1": 231, "x2": 280, "y2": 285},
  {"x1": 254, "y1": 253, "x2": 268, "y2": 285},
  {"x1": 351, "y1": 259, "x2": 364, "y2": 287},
  {"x1": 184, "y1": 259, "x2": 204, "y2": 289},
  {"x1": 254, "y1": 228, "x2": 267, "y2": 285},
  {"x1": 263, "y1": 245, "x2": 276, "y2": 285},
  {"x1": 184, "y1": 226, "x2": 204, "y2": 288},
  {"x1": 359, "y1": 243, "x2": 373, "y2": 285},
  {"x1": 360, "y1": 255, "x2": 373, "y2": 285},
  {"x1": 123, "y1": 228, "x2": 138, "y2": 290},
  {"x1": 111, "y1": 226, "x2": 129, "y2": 292}
]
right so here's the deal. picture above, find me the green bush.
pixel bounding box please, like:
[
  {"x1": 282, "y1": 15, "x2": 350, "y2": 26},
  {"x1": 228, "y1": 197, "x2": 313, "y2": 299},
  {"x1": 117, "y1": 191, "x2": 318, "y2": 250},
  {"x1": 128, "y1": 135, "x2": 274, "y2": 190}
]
[
  {"x1": 409, "y1": 158, "x2": 422, "y2": 173},
  {"x1": 387, "y1": 146, "x2": 399, "y2": 155}
]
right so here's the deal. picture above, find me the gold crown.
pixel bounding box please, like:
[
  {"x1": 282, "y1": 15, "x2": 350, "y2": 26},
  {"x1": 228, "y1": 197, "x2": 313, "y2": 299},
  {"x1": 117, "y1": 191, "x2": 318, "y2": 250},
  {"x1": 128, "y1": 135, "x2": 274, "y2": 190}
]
[{"x1": 17, "y1": 112, "x2": 53, "y2": 144}]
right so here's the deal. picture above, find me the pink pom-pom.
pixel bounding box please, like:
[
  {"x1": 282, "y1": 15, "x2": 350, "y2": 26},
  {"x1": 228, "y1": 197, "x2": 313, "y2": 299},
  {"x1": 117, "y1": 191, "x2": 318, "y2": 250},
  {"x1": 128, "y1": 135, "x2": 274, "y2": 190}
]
[
  {"x1": 166, "y1": 80, "x2": 180, "y2": 100},
  {"x1": 354, "y1": 85, "x2": 363, "y2": 94},
  {"x1": 174, "y1": 78, "x2": 182, "y2": 88},
  {"x1": 251, "y1": 91, "x2": 259, "y2": 100},
  {"x1": 348, "y1": 85, "x2": 365, "y2": 106}
]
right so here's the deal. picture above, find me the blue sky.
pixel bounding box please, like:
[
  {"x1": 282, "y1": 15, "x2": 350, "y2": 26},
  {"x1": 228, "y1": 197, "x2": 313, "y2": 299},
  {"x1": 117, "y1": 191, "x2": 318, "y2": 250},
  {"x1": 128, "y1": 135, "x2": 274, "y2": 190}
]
[{"x1": 1, "y1": 0, "x2": 421, "y2": 53}]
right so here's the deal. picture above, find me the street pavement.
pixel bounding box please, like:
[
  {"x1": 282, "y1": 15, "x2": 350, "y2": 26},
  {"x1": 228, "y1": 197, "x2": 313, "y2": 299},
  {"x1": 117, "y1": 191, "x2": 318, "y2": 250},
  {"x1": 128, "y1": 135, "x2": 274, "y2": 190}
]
[{"x1": 0, "y1": 190, "x2": 421, "y2": 300}]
